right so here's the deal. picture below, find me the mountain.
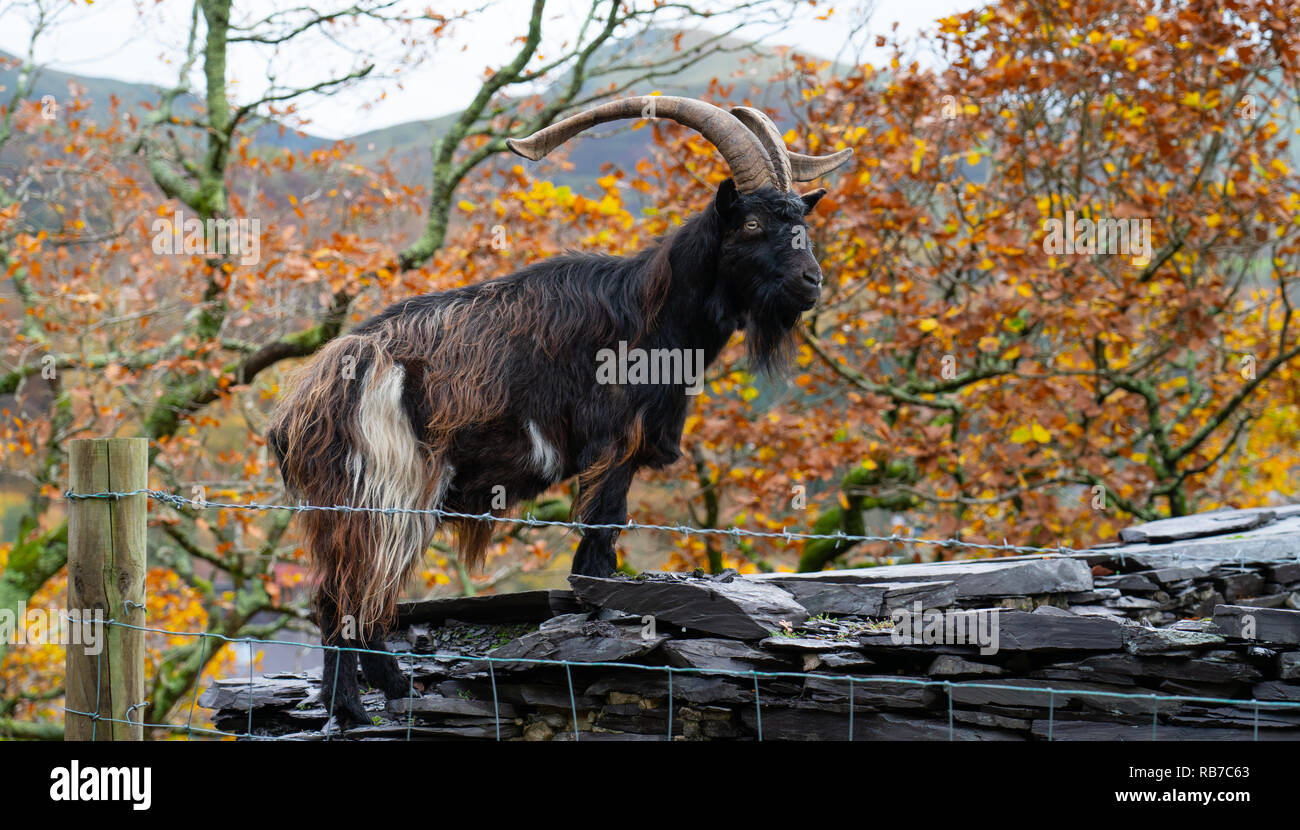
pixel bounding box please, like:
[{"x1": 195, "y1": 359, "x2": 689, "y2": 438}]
[{"x1": 1, "y1": 27, "x2": 833, "y2": 192}]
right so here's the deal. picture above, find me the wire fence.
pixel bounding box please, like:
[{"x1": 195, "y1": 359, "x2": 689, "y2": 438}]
[
  {"x1": 57, "y1": 612, "x2": 1300, "y2": 742},
  {"x1": 54, "y1": 487, "x2": 1300, "y2": 741}
]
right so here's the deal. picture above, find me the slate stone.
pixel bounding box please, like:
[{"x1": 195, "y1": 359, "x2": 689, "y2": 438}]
[
  {"x1": 1095, "y1": 573, "x2": 1160, "y2": 592},
  {"x1": 1166, "y1": 706, "x2": 1300, "y2": 729},
  {"x1": 1231, "y1": 592, "x2": 1294, "y2": 609},
  {"x1": 811, "y1": 651, "x2": 877, "y2": 671},
  {"x1": 1213, "y1": 604, "x2": 1300, "y2": 645},
  {"x1": 928, "y1": 655, "x2": 1005, "y2": 677},
  {"x1": 953, "y1": 709, "x2": 1032, "y2": 731},
  {"x1": 1068, "y1": 588, "x2": 1121, "y2": 603},
  {"x1": 661, "y1": 638, "x2": 789, "y2": 674},
  {"x1": 198, "y1": 676, "x2": 314, "y2": 711},
  {"x1": 881, "y1": 581, "x2": 959, "y2": 611},
  {"x1": 1030, "y1": 720, "x2": 1297, "y2": 741},
  {"x1": 754, "y1": 558, "x2": 1091, "y2": 599},
  {"x1": 489, "y1": 615, "x2": 666, "y2": 668},
  {"x1": 584, "y1": 674, "x2": 751, "y2": 704},
  {"x1": 550, "y1": 730, "x2": 665, "y2": 741},
  {"x1": 1028, "y1": 668, "x2": 1137, "y2": 686},
  {"x1": 1267, "y1": 562, "x2": 1300, "y2": 584},
  {"x1": 1280, "y1": 652, "x2": 1300, "y2": 680},
  {"x1": 1119, "y1": 508, "x2": 1277, "y2": 544},
  {"x1": 856, "y1": 630, "x2": 916, "y2": 649},
  {"x1": 1075, "y1": 652, "x2": 1261, "y2": 684},
  {"x1": 949, "y1": 678, "x2": 1168, "y2": 715},
  {"x1": 1145, "y1": 565, "x2": 1213, "y2": 585},
  {"x1": 737, "y1": 708, "x2": 1021, "y2": 741},
  {"x1": 802, "y1": 675, "x2": 937, "y2": 708},
  {"x1": 760, "y1": 636, "x2": 851, "y2": 652},
  {"x1": 1155, "y1": 679, "x2": 1242, "y2": 699},
  {"x1": 1067, "y1": 605, "x2": 1130, "y2": 620},
  {"x1": 1103, "y1": 595, "x2": 1162, "y2": 610},
  {"x1": 859, "y1": 711, "x2": 1024, "y2": 740},
  {"x1": 995, "y1": 611, "x2": 1125, "y2": 651},
  {"x1": 1166, "y1": 619, "x2": 1220, "y2": 633},
  {"x1": 764, "y1": 579, "x2": 884, "y2": 617},
  {"x1": 1216, "y1": 572, "x2": 1266, "y2": 601},
  {"x1": 1122, "y1": 625, "x2": 1226, "y2": 655},
  {"x1": 570, "y1": 573, "x2": 807, "y2": 640},
  {"x1": 398, "y1": 590, "x2": 581, "y2": 625},
  {"x1": 387, "y1": 695, "x2": 518, "y2": 719},
  {"x1": 1252, "y1": 680, "x2": 1300, "y2": 702},
  {"x1": 1031, "y1": 605, "x2": 1076, "y2": 617},
  {"x1": 595, "y1": 706, "x2": 685, "y2": 736},
  {"x1": 273, "y1": 722, "x2": 524, "y2": 741}
]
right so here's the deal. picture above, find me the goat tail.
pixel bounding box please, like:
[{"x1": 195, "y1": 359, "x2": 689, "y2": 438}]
[{"x1": 268, "y1": 333, "x2": 448, "y2": 637}]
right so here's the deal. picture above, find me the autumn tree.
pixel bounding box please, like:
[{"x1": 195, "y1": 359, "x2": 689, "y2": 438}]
[
  {"x1": 643, "y1": 0, "x2": 1300, "y2": 573},
  {"x1": 0, "y1": 0, "x2": 817, "y2": 737}
]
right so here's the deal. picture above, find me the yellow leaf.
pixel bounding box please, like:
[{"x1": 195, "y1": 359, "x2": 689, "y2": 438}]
[
  {"x1": 918, "y1": 318, "x2": 939, "y2": 332},
  {"x1": 1144, "y1": 15, "x2": 1158, "y2": 32},
  {"x1": 910, "y1": 139, "x2": 926, "y2": 174}
]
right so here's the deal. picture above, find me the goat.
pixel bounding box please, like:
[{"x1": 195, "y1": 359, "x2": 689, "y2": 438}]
[{"x1": 266, "y1": 96, "x2": 852, "y2": 726}]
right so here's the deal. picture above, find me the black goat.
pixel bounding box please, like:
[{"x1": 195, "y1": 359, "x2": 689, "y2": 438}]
[{"x1": 267, "y1": 96, "x2": 851, "y2": 726}]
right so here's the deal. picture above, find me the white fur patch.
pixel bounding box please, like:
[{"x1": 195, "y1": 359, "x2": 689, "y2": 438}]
[
  {"x1": 526, "y1": 420, "x2": 562, "y2": 482},
  {"x1": 352, "y1": 364, "x2": 445, "y2": 615}
]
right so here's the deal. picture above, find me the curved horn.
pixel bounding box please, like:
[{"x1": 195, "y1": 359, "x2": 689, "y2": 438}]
[
  {"x1": 787, "y1": 148, "x2": 854, "y2": 182},
  {"x1": 506, "y1": 95, "x2": 777, "y2": 193},
  {"x1": 729, "y1": 106, "x2": 793, "y2": 191},
  {"x1": 731, "y1": 106, "x2": 854, "y2": 184}
]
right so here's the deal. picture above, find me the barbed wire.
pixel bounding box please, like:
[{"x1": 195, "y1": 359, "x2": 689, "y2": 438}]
[
  {"x1": 65, "y1": 487, "x2": 1097, "y2": 556},
  {"x1": 65, "y1": 488, "x2": 1300, "y2": 572}
]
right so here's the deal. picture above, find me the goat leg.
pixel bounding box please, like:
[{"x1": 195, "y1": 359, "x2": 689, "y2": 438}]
[
  {"x1": 571, "y1": 464, "x2": 635, "y2": 577},
  {"x1": 316, "y1": 594, "x2": 371, "y2": 728},
  {"x1": 359, "y1": 628, "x2": 415, "y2": 701}
]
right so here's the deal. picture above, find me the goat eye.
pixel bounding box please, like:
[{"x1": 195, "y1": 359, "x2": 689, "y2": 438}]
[{"x1": 744, "y1": 219, "x2": 760, "y2": 231}]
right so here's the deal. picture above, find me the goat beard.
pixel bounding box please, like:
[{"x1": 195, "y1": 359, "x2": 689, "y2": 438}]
[{"x1": 744, "y1": 299, "x2": 802, "y2": 377}]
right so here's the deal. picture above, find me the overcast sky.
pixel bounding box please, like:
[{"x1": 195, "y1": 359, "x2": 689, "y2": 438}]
[{"x1": 0, "y1": 0, "x2": 971, "y2": 139}]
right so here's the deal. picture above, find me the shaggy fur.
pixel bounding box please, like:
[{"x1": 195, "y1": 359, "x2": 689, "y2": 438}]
[{"x1": 267, "y1": 180, "x2": 828, "y2": 725}]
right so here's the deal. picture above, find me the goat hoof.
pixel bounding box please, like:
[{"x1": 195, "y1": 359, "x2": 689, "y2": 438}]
[{"x1": 322, "y1": 696, "x2": 371, "y2": 729}]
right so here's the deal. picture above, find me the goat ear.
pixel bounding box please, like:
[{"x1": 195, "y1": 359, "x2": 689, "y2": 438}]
[
  {"x1": 713, "y1": 178, "x2": 741, "y2": 220},
  {"x1": 799, "y1": 188, "x2": 828, "y2": 215}
]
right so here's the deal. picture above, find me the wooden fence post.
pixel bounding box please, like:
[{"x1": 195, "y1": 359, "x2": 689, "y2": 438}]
[{"x1": 65, "y1": 437, "x2": 148, "y2": 741}]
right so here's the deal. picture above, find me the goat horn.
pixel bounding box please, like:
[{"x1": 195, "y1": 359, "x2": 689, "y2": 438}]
[
  {"x1": 731, "y1": 106, "x2": 854, "y2": 184},
  {"x1": 506, "y1": 96, "x2": 777, "y2": 193},
  {"x1": 729, "y1": 107, "x2": 793, "y2": 192},
  {"x1": 787, "y1": 148, "x2": 854, "y2": 182}
]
